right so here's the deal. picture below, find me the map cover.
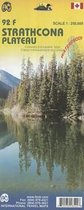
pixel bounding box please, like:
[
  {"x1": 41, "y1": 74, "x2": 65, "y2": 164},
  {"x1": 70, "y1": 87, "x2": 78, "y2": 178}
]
[{"x1": 0, "y1": 0, "x2": 84, "y2": 209}]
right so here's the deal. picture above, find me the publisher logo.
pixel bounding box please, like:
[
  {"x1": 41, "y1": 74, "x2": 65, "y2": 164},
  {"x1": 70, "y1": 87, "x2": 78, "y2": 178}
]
[
  {"x1": 34, "y1": 3, "x2": 52, "y2": 11},
  {"x1": 1, "y1": 2, "x2": 12, "y2": 12},
  {"x1": 0, "y1": 194, "x2": 9, "y2": 203}
]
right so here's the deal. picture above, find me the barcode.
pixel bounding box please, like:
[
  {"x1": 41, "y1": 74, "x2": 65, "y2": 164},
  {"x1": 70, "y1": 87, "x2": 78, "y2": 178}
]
[{"x1": 56, "y1": 197, "x2": 82, "y2": 208}]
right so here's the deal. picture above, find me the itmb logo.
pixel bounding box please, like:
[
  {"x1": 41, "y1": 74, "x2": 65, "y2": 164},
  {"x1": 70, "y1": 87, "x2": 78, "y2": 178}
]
[
  {"x1": 1, "y1": 2, "x2": 12, "y2": 12},
  {"x1": 0, "y1": 194, "x2": 9, "y2": 203}
]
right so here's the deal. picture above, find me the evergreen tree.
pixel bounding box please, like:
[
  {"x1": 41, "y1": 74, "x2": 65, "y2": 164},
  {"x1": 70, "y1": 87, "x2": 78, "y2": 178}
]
[
  {"x1": 30, "y1": 56, "x2": 44, "y2": 106},
  {"x1": 30, "y1": 73, "x2": 40, "y2": 105},
  {"x1": 67, "y1": 54, "x2": 83, "y2": 118},
  {"x1": 49, "y1": 52, "x2": 58, "y2": 117},
  {"x1": 57, "y1": 61, "x2": 69, "y2": 116},
  {"x1": 25, "y1": 58, "x2": 32, "y2": 104},
  {"x1": 40, "y1": 66, "x2": 50, "y2": 117},
  {"x1": 18, "y1": 58, "x2": 27, "y2": 107},
  {"x1": 18, "y1": 58, "x2": 33, "y2": 107}
]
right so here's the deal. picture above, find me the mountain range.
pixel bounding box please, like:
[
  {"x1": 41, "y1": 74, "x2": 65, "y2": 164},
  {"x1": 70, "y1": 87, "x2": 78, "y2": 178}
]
[
  {"x1": 0, "y1": 81, "x2": 11, "y2": 99},
  {"x1": 0, "y1": 70, "x2": 20, "y2": 99}
]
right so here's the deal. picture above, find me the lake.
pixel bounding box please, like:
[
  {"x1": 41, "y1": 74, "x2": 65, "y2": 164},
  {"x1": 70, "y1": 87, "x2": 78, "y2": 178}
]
[{"x1": 0, "y1": 114, "x2": 84, "y2": 208}]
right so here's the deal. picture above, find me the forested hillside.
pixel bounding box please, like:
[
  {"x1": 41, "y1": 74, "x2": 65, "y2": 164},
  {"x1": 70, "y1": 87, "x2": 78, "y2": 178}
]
[{"x1": 6, "y1": 53, "x2": 84, "y2": 120}]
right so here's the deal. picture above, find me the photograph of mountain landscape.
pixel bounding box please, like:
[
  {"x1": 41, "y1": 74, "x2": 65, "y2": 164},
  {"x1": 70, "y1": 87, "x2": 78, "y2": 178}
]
[{"x1": 0, "y1": 52, "x2": 84, "y2": 209}]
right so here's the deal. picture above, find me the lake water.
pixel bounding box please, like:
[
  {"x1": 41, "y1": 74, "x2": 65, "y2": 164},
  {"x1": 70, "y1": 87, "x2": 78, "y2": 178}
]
[{"x1": 0, "y1": 114, "x2": 84, "y2": 197}]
